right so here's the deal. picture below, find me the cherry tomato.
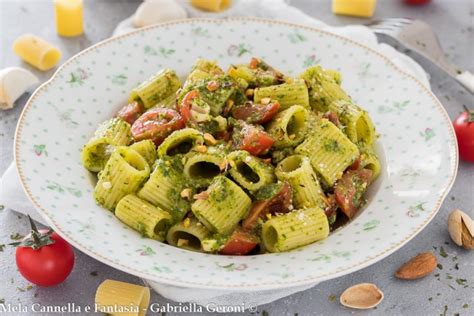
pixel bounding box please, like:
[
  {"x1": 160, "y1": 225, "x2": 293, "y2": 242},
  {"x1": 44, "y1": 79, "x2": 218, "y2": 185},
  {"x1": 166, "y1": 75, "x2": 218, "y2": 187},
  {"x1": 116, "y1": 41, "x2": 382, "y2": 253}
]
[
  {"x1": 231, "y1": 100, "x2": 280, "y2": 124},
  {"x1": 116, "y1": 101, "x2": 145, "y2": 125},
  {"x1": 232, "y1": 120, "x2": 274, "y2": 156},
  {"x1": 178, "y1": 90, "x2": 200, "y2": 124},
  {"x1": 11, "y1": 217, "x2": 74, "y2": 287},
  {"x1": 240, "y1": 129, "x2": 274, "y2": 156},
  {"x1": 131, "y1": 107, "x2": 184, "y2": 145},
  {"x1": 404, "y1": 0, "x2": 431, "y2": 5},
  {"x1": 334, "y1": 169, "x2": 373, "y2": 219},
  {"x1": 219, "y1": 228, "x2": 259, "y2": 255},
  {"x1": 349, "y1": 155, "x2": 362, "y2": 170},
  {"x1": 243, "y1": 182, "x2": 292, "y2": 230},
  {"x1": 453, "y1": 107, "x2": 474, "y2": 162}
]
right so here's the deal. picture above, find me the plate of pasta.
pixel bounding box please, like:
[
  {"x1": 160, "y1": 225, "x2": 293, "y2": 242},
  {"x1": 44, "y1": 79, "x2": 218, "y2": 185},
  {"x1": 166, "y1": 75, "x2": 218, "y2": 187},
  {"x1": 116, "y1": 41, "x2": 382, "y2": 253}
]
[{"x1": 15, "y1": 18, "x2": 457, "y2": 289}]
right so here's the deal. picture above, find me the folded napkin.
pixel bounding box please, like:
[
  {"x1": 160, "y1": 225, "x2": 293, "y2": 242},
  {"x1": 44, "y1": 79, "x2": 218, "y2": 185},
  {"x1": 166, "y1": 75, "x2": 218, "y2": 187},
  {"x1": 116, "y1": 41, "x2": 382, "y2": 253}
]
[{"x1": 0, "y1": 0, "x2": 430, "y2": 307}]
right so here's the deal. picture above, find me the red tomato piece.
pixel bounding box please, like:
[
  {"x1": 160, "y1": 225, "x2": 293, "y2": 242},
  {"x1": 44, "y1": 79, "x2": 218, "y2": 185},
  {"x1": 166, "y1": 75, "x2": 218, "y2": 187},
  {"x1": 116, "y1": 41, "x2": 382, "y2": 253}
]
[
  {"x1": 232, "y1": 121, "x2": 274, "y2": 156},
  {"x1": 219, "y1": 228, "x2": 259, "y2": 255},
  {"x1": 12, "y1": 218, "x2": 74, "y2": 287},
  {"x1": 231, "y1": 100, "x2": 280, "y2": 124},
  {"x1": 404, "y1": 0, "x2": 431, "y2": 5},
  {"x1": 334, "y1": 169, "x2": 373, "y2": 219},
  {"x1": 453, "y1": 107, "x2": 474, "y2": 162},
  {"x1": 178, "y1": 90, "x2": 200, "y2": 124},
  {"x1": 116, "y1": 101, "x2": 145, "y2": 125},
  {"x1": 349, "y1": 155, "x2": 362, "y2": 170},
  {"x1": 242, "y1": 182, "x2": 292, "y2": 230},
  {"x1": 131, "y1": 108, "x2": 184, "y2": 145}
]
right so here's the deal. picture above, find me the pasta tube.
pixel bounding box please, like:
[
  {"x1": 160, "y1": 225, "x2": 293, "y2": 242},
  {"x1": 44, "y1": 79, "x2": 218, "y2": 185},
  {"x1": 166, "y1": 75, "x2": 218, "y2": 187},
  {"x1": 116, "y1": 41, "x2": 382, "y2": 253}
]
[
  {"x1": 166, "y1": 217, "x2": 211, "y2": 252},
  {"x1": 94, "y1": 147, "x2": 150, "y2": 210},
  {"x1": 275, "y1": 155, "x2": 327, "y2": 209},
  {"x1": 95, "y1": 279, "x2": 150, "y2": 316},
  {"x1": 254, "y1": 79, "x2": 310, "y2": 111},
  {"x1": 130, "y1": 140, "x2": 156, "y2": 167},
  {"x1": 328, "y1": 99, "x2": 376, "y2": 146},
  {"x1": 129, "y1": 68, "x2": 181, "y2": 108},
  {"x1": 157, "y1": 128, "x2": 204, "y2": 157},
  {"x1": 191, "y1": 0, "x2": 232, "y2": 12},
  {"x1": 115, "y1": 194, "x2": 172, "y2": 241},
  {"x1": 262, "y1": 208, "x2": 329, "y2": 252},
  {"x1": 81, "y1": 118, "x2": 132, "y2": 172},
  {"x1": 183, "y1": 147, "x2": 226, "y2": 187},
  {"x1": 299, "y1": 65, "x2": 350, "y2": 112},
  {"x1": 360, "y1": 148, "x2": 381, "y2": 180},
  {"x1": 191, "y1": 176, "x2": 251, "y2": 234},
  {"x1": 137, "y1": 157, "x2": 189, "y2": 222},
  {"x1": 227, "y1": 150, "x2": 276, "y2": 192},
  {"x1": 265, "y1": 105, "x2": 309, "y2": 148},
  {"x1": 296, "y1": 118, "x2": 359, "y2": 186},
  {"x1": 13, "y1": 34, "x2": 62, "y2": 71}
]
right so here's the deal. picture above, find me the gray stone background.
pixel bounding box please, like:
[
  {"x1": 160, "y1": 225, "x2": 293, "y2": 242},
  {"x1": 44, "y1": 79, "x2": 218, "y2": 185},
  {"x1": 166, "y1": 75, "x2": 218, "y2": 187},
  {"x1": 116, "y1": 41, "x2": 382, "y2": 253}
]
[{"x1": 0, "y1": 0, "x2": 473, "y2": 315}]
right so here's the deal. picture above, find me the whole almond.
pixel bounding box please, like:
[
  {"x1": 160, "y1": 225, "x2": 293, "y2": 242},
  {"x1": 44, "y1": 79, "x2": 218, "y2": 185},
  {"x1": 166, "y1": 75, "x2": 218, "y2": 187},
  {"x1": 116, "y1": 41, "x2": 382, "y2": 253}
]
[{"x1": 395, "y1": 252, "x2": 437, "y2": 280}]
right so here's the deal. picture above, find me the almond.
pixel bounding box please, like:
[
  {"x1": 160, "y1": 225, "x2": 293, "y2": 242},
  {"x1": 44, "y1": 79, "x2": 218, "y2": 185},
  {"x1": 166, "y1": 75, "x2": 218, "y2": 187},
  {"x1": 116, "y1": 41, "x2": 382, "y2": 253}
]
[
  {"x1": 395, "y1": 252, "x2": 437, "y2": 280},
  {"x1": 340, "y1": 283, "x2": 383, "y2": 309}
]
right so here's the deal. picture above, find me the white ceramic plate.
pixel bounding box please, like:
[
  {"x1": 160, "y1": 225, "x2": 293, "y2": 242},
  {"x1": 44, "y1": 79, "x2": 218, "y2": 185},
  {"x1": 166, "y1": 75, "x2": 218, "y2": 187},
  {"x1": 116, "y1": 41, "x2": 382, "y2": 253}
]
[{"x1": 15, "y1": 18, "x2": 457, "y2": 290}]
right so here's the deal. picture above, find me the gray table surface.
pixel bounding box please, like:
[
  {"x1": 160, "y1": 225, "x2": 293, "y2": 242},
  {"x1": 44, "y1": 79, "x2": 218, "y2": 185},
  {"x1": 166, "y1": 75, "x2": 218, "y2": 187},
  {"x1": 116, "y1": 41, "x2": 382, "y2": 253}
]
[{"x1": 1, "y1": 0, "x2": 473, "y2": 315}]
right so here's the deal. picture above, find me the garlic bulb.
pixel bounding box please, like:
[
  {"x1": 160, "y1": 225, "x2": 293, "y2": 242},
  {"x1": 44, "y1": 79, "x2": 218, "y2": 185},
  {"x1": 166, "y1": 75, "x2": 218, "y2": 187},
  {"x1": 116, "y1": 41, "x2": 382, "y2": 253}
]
[
  {"x1": 133, "y1": 0, "x2": 187, "y2": 28},
  {"x1": 0, "y1": 67, "x2": 38, "y2": 110}
]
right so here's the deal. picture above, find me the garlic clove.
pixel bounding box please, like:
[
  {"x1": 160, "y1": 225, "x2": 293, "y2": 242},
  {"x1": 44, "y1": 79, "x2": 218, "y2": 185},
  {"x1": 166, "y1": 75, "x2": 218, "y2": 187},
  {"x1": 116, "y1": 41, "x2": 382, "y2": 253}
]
[
  {"x1": 340, "y1": 283, "x2": 384, "y2": 310},
  {"x1": 0, "y1": 67, "x2": 39, "y2": 110},
  {"x1": 448, "y1": 209, "x2": 474, "y2": 250},
  {"x1": 133, "y1": 0, "x2": 187, "y2": 28}
]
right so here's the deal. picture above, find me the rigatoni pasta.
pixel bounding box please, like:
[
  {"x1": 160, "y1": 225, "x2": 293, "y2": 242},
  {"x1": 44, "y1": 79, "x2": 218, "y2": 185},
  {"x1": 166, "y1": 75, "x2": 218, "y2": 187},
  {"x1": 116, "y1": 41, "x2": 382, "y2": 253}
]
[
  {"x1": 275, "y1": 155, "x2": 327, "y2": 209},
  {"x1": 262, "y1": 208, "x2": 329, "y2": 252},
  {"x1": 83, "y1": 57, "x2": 380, "y2": 255},
  {"x1": 227, "y1": 150, "x2": 276, "y2": 192},
  {"x1": 296, "y1": 118, "x2": 359, "y2": 186},
  {"x1": 81, "y1": 118, "x2": 132, "y2": 172},
  {"x1": 191, "y1": 176, "x2": 251, "y2": 234},
  {"x1": 254, "y1": 79, "x2": 309, "y2": 110},
  {"x1": 94, "y1": 147, "x2": 150, "y2": 210},
  {"x1": 115, "y1": 194, "x2": 172, "y2": 241}
]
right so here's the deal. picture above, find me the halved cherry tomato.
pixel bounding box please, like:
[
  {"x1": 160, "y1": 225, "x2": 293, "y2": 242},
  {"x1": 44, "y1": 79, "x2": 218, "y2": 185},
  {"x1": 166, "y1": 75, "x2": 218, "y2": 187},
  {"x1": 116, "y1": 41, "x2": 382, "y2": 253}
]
[
  {"x1": 325, "y1": 194, "x2": 338, "y2": 226},
  {"x1": 334, "y1": 169, "x2": 373, "y2": 219},
  {"x1": 116, "y1": 101, "x2": 145, "y2": 125},
  {"x1": 232, "y1": 120, "x2": 274, "y2": 156},
  {"x1": 240, "y1": 129, "x2": 274, "y2": 156},
  {"x1": 242, "y1": 182, "x2": 292, "y2": 230},
  {"x1": 349, "y1": 155, "x2": 362, "y2": 170},
  {"x1": 453, "y1": 106, "x2": 474, "y2": 162},
  {"x1": 219, "y1": 228, "x2": 259, "y2": 255},
  {"x1": 231, "y1": 100, "x2": 280, "y2": 124},
  {"x1": 131, "y1": 108, "x2": 184, "y2": 145},
  {"x1": 178, "y1": 90, "x2": 200, "y2": 124}
]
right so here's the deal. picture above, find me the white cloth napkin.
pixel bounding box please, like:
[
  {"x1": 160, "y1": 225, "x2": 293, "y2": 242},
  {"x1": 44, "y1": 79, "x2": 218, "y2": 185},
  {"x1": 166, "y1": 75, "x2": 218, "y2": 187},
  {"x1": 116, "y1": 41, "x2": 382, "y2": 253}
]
[{"x1": 0, "y1": 0, "x2": 430, "y2": 307}]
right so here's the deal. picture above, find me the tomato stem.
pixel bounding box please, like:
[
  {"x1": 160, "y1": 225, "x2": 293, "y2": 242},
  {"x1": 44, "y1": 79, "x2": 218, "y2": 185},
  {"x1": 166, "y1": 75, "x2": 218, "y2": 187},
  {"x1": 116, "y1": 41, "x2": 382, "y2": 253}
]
[
  {"x1": 2, "y1": 215, "x2": 56, "y2": 250},
  {"x1": 462, "y1": 105, "x2": 474, "y2": 123}
]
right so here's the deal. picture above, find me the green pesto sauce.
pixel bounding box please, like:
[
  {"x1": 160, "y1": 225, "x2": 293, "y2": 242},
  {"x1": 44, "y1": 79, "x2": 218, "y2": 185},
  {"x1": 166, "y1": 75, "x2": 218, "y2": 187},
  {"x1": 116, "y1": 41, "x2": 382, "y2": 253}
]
[{"x1": 254, "y1": 182, "x2": 283, "y2": 201}]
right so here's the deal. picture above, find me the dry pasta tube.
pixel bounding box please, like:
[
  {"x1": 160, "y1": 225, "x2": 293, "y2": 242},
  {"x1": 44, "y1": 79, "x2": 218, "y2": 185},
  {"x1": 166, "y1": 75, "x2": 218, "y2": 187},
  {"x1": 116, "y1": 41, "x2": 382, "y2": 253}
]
[
  {"x1": 95, "y1": 279, "x2": 150, "y2": 316},
  {"x1": 13, "y1": 34, "x2": 61, "y2": 71},
  {"x1": 191, "y1": 0, "x2": 232, "y2": 12}
]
